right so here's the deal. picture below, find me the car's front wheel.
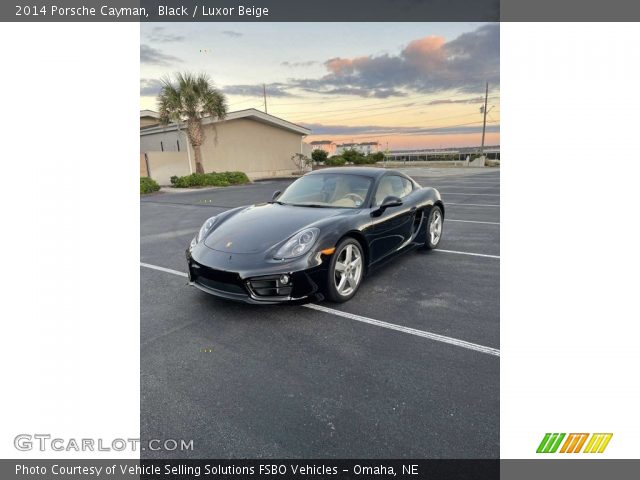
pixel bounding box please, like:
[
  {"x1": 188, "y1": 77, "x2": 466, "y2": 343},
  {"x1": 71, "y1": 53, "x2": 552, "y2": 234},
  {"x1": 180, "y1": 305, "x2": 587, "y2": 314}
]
[
  {"x1": 326, "y1": 238, "x2": 364, "y2": 303},
  {"x1": 423, "y1": 205, "x2": 443, "y2": 249}
]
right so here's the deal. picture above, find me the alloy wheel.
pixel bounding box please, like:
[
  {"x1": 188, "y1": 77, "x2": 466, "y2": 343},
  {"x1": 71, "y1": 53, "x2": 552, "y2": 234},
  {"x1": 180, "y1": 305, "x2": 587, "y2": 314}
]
[
  {"x1": 429, "y1": 209, "x2": 443, "y2": 245},
  {"x1": 334, "y1": 243, "x2": 363, "y2": 296}
]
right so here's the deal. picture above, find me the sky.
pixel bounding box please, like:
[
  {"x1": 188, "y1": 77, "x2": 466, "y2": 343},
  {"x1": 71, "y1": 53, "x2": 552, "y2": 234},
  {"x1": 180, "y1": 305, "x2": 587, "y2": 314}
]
[{"x1": 140, "y1": 23, "x2": 499, "y2": 150}]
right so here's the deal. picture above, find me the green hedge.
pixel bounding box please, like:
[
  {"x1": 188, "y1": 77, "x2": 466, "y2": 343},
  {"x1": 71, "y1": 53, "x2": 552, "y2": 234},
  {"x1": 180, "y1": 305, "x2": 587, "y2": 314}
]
[
  {"x1": 311, "y1": 149, "x2": 328, "y2": 164},
  {"x1": 367, "y1": 152, "x2": 385, "y2": 163},
  {"x1": 325, "y1": 156, "x2": 346, "y2": 166},
  {"x1": 171, "y1": 171, "x2": 250, "y2": 188},
  {"x1": 140, "y1": 177, "x2": 160, "y2": 194}
]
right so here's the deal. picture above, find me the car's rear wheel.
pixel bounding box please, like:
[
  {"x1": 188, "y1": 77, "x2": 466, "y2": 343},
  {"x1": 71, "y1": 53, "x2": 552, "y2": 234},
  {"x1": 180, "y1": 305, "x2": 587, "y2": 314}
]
[
  {"x1": 423, "y1": 205, "x2": 443, "y2": 250},
  {"x1": 326, "y1": 238, "x2": 364, "y2": 303}
]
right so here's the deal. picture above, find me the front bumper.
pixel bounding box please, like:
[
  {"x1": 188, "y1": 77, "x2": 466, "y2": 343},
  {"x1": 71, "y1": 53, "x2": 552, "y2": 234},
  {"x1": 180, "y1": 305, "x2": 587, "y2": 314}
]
[{"x1": 186, "y1": 249, "x2": 327, "y2": 304}]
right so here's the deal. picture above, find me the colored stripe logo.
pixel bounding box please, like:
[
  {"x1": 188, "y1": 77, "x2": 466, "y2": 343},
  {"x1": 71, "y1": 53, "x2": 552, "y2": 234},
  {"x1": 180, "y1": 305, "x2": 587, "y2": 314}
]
[{"x1": 537, "y1": 433, "x2": 612, "y2": 453}]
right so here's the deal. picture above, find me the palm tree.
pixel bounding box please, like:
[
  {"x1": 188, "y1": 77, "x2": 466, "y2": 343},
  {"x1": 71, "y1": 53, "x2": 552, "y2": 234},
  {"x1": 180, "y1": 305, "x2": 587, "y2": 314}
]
[{"x1": 157, "y1": 72, "x2": 227, "y2": 174}]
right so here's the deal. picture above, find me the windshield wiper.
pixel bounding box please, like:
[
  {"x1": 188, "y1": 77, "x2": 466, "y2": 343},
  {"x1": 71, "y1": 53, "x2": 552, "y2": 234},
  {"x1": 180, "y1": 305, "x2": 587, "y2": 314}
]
[
  {"x1": 269, "y1": 200, "x2": 286, "y2": 205},
  {"x1": 289, "y1": 203, "x2": 328, "y2": 208}
]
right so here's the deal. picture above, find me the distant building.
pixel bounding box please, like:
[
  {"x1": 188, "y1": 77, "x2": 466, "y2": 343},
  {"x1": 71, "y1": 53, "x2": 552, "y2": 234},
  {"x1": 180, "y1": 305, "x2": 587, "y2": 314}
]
[
  {"x1": 335, "y1": 142, "x2": 380, "y2": 156},
  {"x1": 309, "y1": 140, "x2": 336, "y2": 156},
  {"x1": 357, "y1": 142, "x2": 380, "y2": 155}
]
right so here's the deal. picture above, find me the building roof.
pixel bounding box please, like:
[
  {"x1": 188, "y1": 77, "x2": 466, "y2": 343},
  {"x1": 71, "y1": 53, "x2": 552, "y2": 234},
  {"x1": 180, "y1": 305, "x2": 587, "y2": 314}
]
[
  {"x1": 310, "y1": 140, "x2": 333, "y2": 145},
  {"x1": 140, "y1": 108, "x2": 310, "y2": 136},
  {"x1": 140, "y1": 110, "x2": 160, "y2": 119}
]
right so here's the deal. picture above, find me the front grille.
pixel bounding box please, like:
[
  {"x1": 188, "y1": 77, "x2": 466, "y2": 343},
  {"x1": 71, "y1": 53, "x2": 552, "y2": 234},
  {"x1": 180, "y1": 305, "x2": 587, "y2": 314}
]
[
  {"x1": 190, "y1": 260, "x2": 247, "y2": 295},
  {"x1": 247, "y1": 275, "x2": 293, "y2": 297},
  {"x1": 196, "y1": 276, "x2": 246, "y2": 295}
]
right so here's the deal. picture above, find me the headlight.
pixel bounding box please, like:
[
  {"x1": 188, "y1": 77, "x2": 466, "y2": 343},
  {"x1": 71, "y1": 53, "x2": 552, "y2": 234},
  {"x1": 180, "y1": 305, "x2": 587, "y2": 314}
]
[
  {"x1": 274, "y1": 228, "x2": 319, "y2": 260},
  {"x1": 196, "y1": 216, "x2": 218, "y2": 244}
]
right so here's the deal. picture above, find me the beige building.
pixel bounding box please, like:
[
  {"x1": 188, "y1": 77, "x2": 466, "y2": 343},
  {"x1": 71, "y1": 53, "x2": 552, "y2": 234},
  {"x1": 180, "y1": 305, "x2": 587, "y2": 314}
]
[
  {"x1": 140, "y1": 109, "x2": 160, "y2": 128},
  {"x1": 140, "y1": 109, "x2": 311, "y2": 184}
]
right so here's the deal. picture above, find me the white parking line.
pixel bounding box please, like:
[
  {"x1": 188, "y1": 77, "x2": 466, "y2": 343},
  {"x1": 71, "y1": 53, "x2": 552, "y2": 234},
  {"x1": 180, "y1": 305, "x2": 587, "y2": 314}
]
[
  {"x1": 139, "y1": 262, "x2": 500, "y2": 357},
  {"x1": 435, "y1": 249, "x2": 500, "y2": 259},
  {"x1": 447, "y1": 219, "x2": 499, "y2": 225},
  {"x1": 140, "y1": 262, "x2": 188, "y2": 277},
  {"x1": 305, "y1": 304, "x2": 499, "y2": 356},
  {"x1": 447, "y1": 203, "x2": 500, "y2": 207}
]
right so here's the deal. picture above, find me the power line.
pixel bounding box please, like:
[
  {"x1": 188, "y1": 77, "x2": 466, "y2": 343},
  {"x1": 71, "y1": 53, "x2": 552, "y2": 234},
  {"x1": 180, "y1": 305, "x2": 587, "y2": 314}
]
[
  {"x1": 480, "y1": 81, "x2": 489, "y2": 156},
  {"x1": 280, "y1": 96, "x2": 500, "y2": 123},
  {"x1": 268, "y1": 88, "x2": 500, "y2": 107},
  {"x1": 263, "y1": 84, "x2": 268, "y2": 113},
  {"x1": 288, "y1": 102, "x2": 489, "y2": 125},
  {"x1": 269, "y1": 95, "x2": 499, "y2": 117}
]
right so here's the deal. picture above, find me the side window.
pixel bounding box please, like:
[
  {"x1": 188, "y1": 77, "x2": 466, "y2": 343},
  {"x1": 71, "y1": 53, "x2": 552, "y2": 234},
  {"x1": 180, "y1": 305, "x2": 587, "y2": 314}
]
[{"x1": 374, "y1": 175, "x2": 413, "y2": 205}]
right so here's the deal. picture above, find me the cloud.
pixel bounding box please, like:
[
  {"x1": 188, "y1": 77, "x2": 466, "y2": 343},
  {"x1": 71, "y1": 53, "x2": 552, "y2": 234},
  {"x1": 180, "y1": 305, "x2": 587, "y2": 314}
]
[
  {"x1": 146, "y1": 27, "x2": 185, "y2": 43},
  {"x1": 295, "y1": 23, "x2": 499, "y2": 95},
  {"x1": 140, "y1": 78, "x2": 163, "y2": 97},
  {"x1": 221, "y1": 30, "x2": 243, "y2": 38},
  {"x1": 281, "y1": 60, "x2": 318, "y2": 68},
  {"x1": 222, "y1": 83, "x2": 295, "y2": 98},
  {"x1": 217, "y1": 24, "x2": 498, "y2": 99},
  {"x1": 302, "y1": 122, "x2": 500, "y2": 137},
  {"x1": 298, "y1": 85, "x2": 406, "y2": 98},
  {"x1": 140, "y1": 44, "x2": 181, "y2": 66},
  {"x1": 427, "y1": 97, "x2": 485, "y2": 105}
]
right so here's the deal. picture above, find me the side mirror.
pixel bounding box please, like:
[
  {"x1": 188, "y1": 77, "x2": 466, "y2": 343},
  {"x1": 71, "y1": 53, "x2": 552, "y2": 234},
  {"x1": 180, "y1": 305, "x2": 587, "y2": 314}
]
[
  {"x1": 371, "y1": 196, "x2": 403, "y2": 217},
  {"x1": 271, "y1": 190, "x2": 281, "y2": 201},
  {"x1": 380, "y1": 195, "x2": 403, "y2": 209}
]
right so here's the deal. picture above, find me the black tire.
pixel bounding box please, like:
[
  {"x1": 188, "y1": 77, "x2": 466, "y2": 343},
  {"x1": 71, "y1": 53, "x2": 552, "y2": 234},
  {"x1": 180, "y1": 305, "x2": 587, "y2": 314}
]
[
  {"x1": 325, "y1": 237, "x2": 365, "y2": 303},
  {"x1": 423, "y1": 205, "x2": 443, "y2": 250}
]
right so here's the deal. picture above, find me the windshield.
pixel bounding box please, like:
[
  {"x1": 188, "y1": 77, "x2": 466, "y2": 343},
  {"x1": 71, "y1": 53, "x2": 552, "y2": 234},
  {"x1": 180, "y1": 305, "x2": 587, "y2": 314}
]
[{"x1": 277, "y1": 173, "x2": 373, "y2": 208}]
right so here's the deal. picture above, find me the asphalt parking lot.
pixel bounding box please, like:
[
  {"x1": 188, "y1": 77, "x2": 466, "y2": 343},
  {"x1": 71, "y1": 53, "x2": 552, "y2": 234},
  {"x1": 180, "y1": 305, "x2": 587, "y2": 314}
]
[{"x1": 140, "y1": 167, "x2": 499, "y2": 458}]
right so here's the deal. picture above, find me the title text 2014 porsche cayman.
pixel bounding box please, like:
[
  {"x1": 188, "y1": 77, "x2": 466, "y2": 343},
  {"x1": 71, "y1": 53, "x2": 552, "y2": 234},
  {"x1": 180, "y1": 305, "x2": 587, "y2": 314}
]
[{"x1": 186, "y1": 167, "x2": 444, "y2": 304}]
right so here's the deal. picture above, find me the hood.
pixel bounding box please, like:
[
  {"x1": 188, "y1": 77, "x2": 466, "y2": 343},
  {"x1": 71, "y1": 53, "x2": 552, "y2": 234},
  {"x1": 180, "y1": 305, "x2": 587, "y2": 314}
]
[{"x1": 203, "y1": 203, "x2": 345, "y2": 254}]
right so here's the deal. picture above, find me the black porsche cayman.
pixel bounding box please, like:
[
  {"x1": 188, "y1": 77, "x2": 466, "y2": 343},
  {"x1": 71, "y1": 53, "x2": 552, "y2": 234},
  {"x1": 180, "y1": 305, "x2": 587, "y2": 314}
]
[{"x1": 186, "y1": 167, "x2": 444, "y2": 304}]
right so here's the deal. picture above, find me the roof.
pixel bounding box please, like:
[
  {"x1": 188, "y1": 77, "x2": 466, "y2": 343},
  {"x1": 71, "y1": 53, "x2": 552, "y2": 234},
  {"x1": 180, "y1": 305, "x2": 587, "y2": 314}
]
[
  {"x1": 140, "y1": 108, "x2": 310, "y2": 136},
  {"x1": 308, "y1": 166, "x2": 389, "y2": 178},
  {"x1": 310, "y1": 140, "x2": 333, "y2": 145},
  {"x1": 140, "y1": 110, "x2": 160, "y2": 119}
]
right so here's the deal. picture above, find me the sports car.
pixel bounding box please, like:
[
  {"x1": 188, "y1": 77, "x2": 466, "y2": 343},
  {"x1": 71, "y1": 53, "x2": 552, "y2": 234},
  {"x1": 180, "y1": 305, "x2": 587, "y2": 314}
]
[{"x1": 186, "y1": 167, "x2": 444, "y2": 304}]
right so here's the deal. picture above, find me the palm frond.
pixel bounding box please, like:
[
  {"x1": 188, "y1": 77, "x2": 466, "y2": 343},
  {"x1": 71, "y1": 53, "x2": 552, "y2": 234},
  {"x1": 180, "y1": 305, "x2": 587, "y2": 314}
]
[{"x1": 155, "y1": 71, "x2": 228, "y2": 124}]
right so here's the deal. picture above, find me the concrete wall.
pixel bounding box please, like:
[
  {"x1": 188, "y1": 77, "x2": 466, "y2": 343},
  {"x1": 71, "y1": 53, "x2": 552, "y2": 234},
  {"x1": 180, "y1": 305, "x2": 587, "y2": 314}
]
[
  {"x1": 140, "y1": 117, "x2": 159, "y2": 128},
  {"x1": 140, "y1": 129, "x2": 185, "y2": 153},
  {"x1": 198, "y1": 118, "x2": 303, "y2": 179},
  {"x1": 301, "y1": 142, "x2": 312, "y2": 159},
  {"x1": 145, "y1": 151, "x2": 191, "y2": 185},
  {"x1": 141, "y1": 118, "x2": 306, "y2": 180},
  {"x1": 140, "y1": 153, "x2": 149, "y2": 177}
]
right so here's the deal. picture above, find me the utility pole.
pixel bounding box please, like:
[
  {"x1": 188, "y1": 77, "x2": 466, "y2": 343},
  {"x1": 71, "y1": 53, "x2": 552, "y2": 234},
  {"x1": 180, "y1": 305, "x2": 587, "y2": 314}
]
[
  {"x1": 263, "y1": 84, "x2": 267, "y2": 114},
  {"x1": 480, "y1": 81, "x2": 489, "y2": 157}
]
